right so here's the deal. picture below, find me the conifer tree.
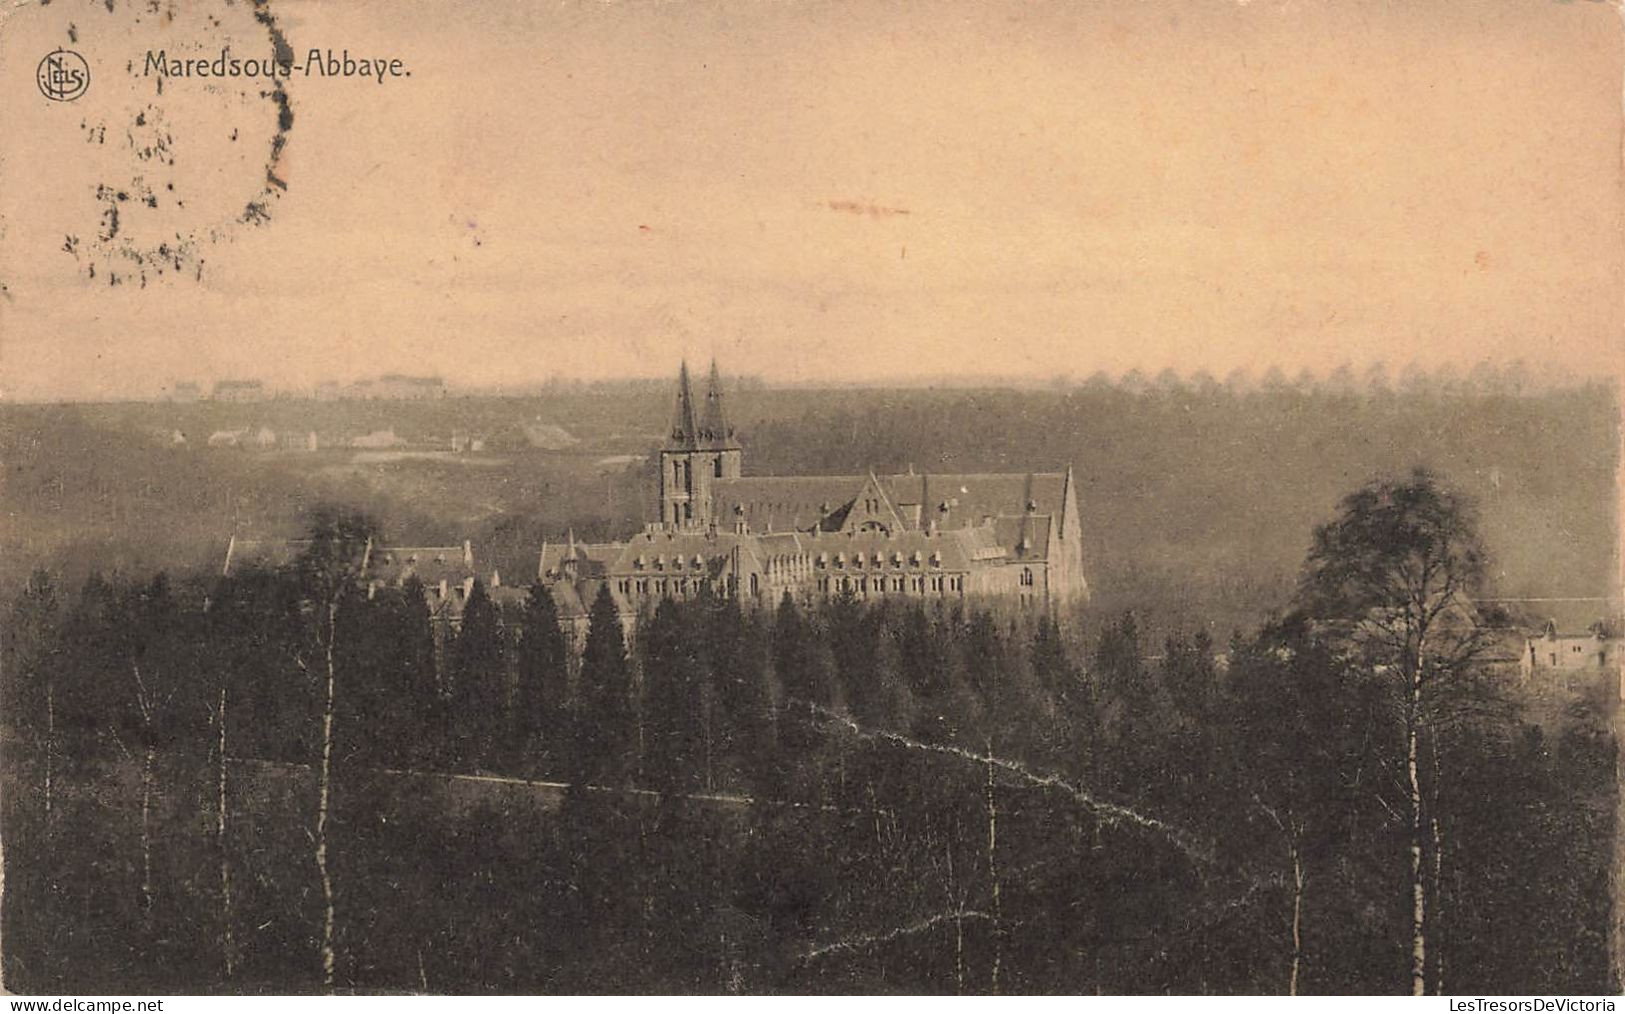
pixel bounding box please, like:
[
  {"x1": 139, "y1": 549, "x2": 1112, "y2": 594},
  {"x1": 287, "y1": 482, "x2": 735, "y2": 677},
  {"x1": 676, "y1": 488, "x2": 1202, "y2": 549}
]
[
  {"x1": 571, "y1": 585, "x2": 633, "y2": 789},
  {"x1": 449, "y1": 580, "x2": 503, "y2": 771},
  {"x1": 514, "y1": 581, "x2": 568, "y2": 773}
]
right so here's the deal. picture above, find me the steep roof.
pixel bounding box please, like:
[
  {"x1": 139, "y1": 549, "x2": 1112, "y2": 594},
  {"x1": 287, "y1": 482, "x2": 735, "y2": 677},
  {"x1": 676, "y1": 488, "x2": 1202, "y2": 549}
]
[
  {"x1": 665, "y1": 361, "x2": 702, "y2": 451},
  {"x1": 699, "y1": 359, "x2": 741, "y2": 450},
  {"x1": 366, "y1": 543, "x2": 478, "y2": 588},
  {"x1": 712, "y1": 475, "x2": 869, "y2": 532},
  {"x1": 711, "y1": 471, "x2": 1067, "y2": 539},
  {"x1": 664, "y1": 359, "x2": 743, "y2": 452}
]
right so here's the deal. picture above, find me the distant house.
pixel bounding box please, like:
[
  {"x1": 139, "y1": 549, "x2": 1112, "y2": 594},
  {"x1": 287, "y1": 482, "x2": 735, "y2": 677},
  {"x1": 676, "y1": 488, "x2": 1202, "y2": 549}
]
[
  {"x1": 251, "y1": 426, "x2": 278, "y2": 449},
  {"x1": 207, "y1": 428, "x2": 249, "y2": 448},
  {"x1": 221, "y1": 537, "x2": 504, "y2": 661},
  {"x1": 374, "y1": 374, "x2": 447, "y2": 400},
  {"x1": 1504, "y1": 608, "x2": 1623, "y2": 701},
  {"x1": 522, "y1": 421, "x2": 580, "y2": 450},
  {"x1": 280, "y1": 430, "x2": 319, "y2": 452},
  {"x1": 1521, "y1": 622, "x2": 1618, "y2": 676},
  {"x1": 213, "y1": 379, "x2": 266, "y2": 402},
  {"x1": 364, "y1": 540, "x2": 503, "y2": 633},
  {"x1": 351, "y1": 429, "x2": 401, "y2": 449}
]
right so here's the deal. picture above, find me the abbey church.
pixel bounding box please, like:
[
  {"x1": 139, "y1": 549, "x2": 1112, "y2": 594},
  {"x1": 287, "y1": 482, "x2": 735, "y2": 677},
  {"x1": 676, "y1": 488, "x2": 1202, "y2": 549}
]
[{"x1": 538, "y1": 362, "x2": 1089, "y2": 632}]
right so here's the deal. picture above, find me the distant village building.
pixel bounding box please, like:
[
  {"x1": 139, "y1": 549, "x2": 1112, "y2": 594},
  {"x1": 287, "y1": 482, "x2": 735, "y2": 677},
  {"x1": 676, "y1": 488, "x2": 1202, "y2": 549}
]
[
  {"x1": 213, "y1": 379, "x2": 266, "y2": 402},
  {"x1": 351, "y1": 429, "x2": 401, "y2": 449},
  {"x1": 207, "y1": 427, "x2": 250, "y2": 448},
  {"x1": 537, "y1": 362, "x2": 1089, "y2": 637},
  {"x1": 280, "y1": 430, "x2": 319, "y2": 452},
  {"x1": 222, "y1": 537, "x2": 503, "y2": 659},
  {"x1": 1519, "y1": 620, "x2": 1620, "y2": 695},
  {"x1": 373, "y1": 374, "x2": 447, "y2": 400}
]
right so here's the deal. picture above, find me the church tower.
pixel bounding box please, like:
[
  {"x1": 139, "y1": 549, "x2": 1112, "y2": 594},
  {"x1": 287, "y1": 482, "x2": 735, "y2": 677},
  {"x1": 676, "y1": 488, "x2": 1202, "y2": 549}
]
[{"x1": 659, "y1": 360, "x2": 742, "y2": 529}]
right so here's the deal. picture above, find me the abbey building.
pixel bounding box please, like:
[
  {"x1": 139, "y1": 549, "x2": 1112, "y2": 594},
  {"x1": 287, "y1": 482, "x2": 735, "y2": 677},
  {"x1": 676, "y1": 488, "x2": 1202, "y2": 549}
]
[{"x1": 538, "y1": 362, "x2": 1089, "y2": 633}]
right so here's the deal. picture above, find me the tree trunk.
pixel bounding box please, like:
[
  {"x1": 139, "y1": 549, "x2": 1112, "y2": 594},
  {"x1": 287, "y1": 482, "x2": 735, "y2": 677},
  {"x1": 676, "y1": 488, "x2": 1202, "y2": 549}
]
[
  {"x1": 985, "y1": 747, "x2": 1003, "y2": 995},
  {"x1": 219, "y1": 684, "x2": 235, "y2": 981},
  {"x1": 1407, "y1": 674, "x2": 1427, "y2": 996},
  {"x1": 43, "y1": 682, "x2": 54, "y2": 824},
  {"x1": 1430, "y1": 729, "x2": 1446, "y2": 995},
  {"x1": 140, "y1": 743, "x2": 155, "y2": 919},
  {"x1": 1288, "y1": 837, "x2": 1303, "y2": 996},
  {"x1": 315, "y1": 599, "x2": 338, "y2": 990}
]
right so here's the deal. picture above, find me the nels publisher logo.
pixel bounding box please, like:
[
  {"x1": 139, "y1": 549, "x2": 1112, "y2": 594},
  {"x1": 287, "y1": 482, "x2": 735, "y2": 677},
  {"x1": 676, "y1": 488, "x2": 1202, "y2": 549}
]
[{"x1": 37, "y1": 49, "x2": 90, "y2": 101}]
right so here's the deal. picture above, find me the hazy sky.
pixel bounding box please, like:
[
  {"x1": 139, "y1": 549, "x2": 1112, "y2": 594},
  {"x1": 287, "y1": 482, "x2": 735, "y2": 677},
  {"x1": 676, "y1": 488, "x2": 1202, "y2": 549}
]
[{"x1": 1, "y1": 0, "x2": 1620, "y2": 399}]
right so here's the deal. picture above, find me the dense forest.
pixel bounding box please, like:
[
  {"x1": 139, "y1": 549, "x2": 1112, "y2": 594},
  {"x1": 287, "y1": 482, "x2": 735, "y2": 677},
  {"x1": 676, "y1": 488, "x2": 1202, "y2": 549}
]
[{"x1": 1, "y1": 474, "x2": 1615, "y2": 994}]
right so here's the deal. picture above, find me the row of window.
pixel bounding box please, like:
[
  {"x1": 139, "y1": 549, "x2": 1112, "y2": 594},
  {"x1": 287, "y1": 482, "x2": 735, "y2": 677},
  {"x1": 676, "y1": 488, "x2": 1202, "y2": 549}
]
[
  {"x1": 632, "y1": 553, "x2": 709, "y2": 571},
  {"x1": 818, "y1": 575, "x2": 963, "y2": 595},
  {"x1": 615, "y1": 568, "x2": 1035, "y2": 601},
  {"x1": 821, "y1": 550, "x2": 940, "y2": 570},
  {"x1": 669, "y1": 457, "x2": 728, "y2": 484}
]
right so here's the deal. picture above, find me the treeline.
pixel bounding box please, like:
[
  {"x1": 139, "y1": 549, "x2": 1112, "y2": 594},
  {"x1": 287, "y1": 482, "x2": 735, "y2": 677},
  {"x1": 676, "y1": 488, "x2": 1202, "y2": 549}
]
[{"x1": 1, "y1": 483, "x2": 1616, "y2": 994}]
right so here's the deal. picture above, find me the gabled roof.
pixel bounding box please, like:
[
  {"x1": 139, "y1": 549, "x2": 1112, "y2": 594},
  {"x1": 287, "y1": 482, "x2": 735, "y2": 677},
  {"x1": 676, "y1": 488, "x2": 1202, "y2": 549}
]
[
  {"x1": 879, "y1": 472, "x2": 1066, "y2": 531},
  {"x1": 712, "y1": 475, "x2": 869, "y2": 532},
  {"x1": 366, "y1": 543, "x2": 478, "y2": 588},
  {"x1": 993, "y1": 514, "x2": 1052, "y2": 560},
  {"x1": 713, "y1": 471, "x2": 1067, "y2": 535}
]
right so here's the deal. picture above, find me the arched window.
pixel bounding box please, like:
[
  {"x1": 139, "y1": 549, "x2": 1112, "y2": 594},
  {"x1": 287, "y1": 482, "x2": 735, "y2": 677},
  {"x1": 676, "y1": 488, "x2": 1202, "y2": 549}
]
[
  {"x1": 714, "y1": 458, "x2": 723, "y2": 478},
  {"x1": 1021, "y1": 567, "x2": 1034, "y2": 587},
  {"x1": 749, "y1": 573, "x2": 759, "y2": 596}
]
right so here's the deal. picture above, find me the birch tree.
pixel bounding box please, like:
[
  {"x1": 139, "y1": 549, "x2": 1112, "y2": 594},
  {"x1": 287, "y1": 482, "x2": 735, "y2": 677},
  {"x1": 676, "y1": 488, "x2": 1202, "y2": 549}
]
[
  {"x1": 295, "y1": 508, "x2": 378, "y2": 991},
  {"x1": 1298, "y1": 468, "x2": 1490, "y2": 995}
]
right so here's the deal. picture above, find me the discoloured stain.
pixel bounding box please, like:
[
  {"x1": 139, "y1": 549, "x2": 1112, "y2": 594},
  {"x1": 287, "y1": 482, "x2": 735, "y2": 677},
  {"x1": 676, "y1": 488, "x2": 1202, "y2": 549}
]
[{"x1": 826, "y1": 200, "x2": 911, "y2": 219}]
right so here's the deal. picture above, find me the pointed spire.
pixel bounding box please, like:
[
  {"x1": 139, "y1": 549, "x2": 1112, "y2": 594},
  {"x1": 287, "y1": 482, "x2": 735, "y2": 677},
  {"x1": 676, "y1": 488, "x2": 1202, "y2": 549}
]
[
  {"x1": 700, "y1": 359, "x2": 740, "y2": 450},
  {"x1": 667, "y1": 360, "x2": 700, "y2": 449}
]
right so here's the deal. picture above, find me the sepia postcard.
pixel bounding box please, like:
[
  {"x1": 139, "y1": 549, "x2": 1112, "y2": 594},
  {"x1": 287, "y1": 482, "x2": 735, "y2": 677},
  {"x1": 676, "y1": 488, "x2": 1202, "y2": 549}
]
[{"x1": 0, "y1": 0, "x2": 1621, "y2": 998}]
